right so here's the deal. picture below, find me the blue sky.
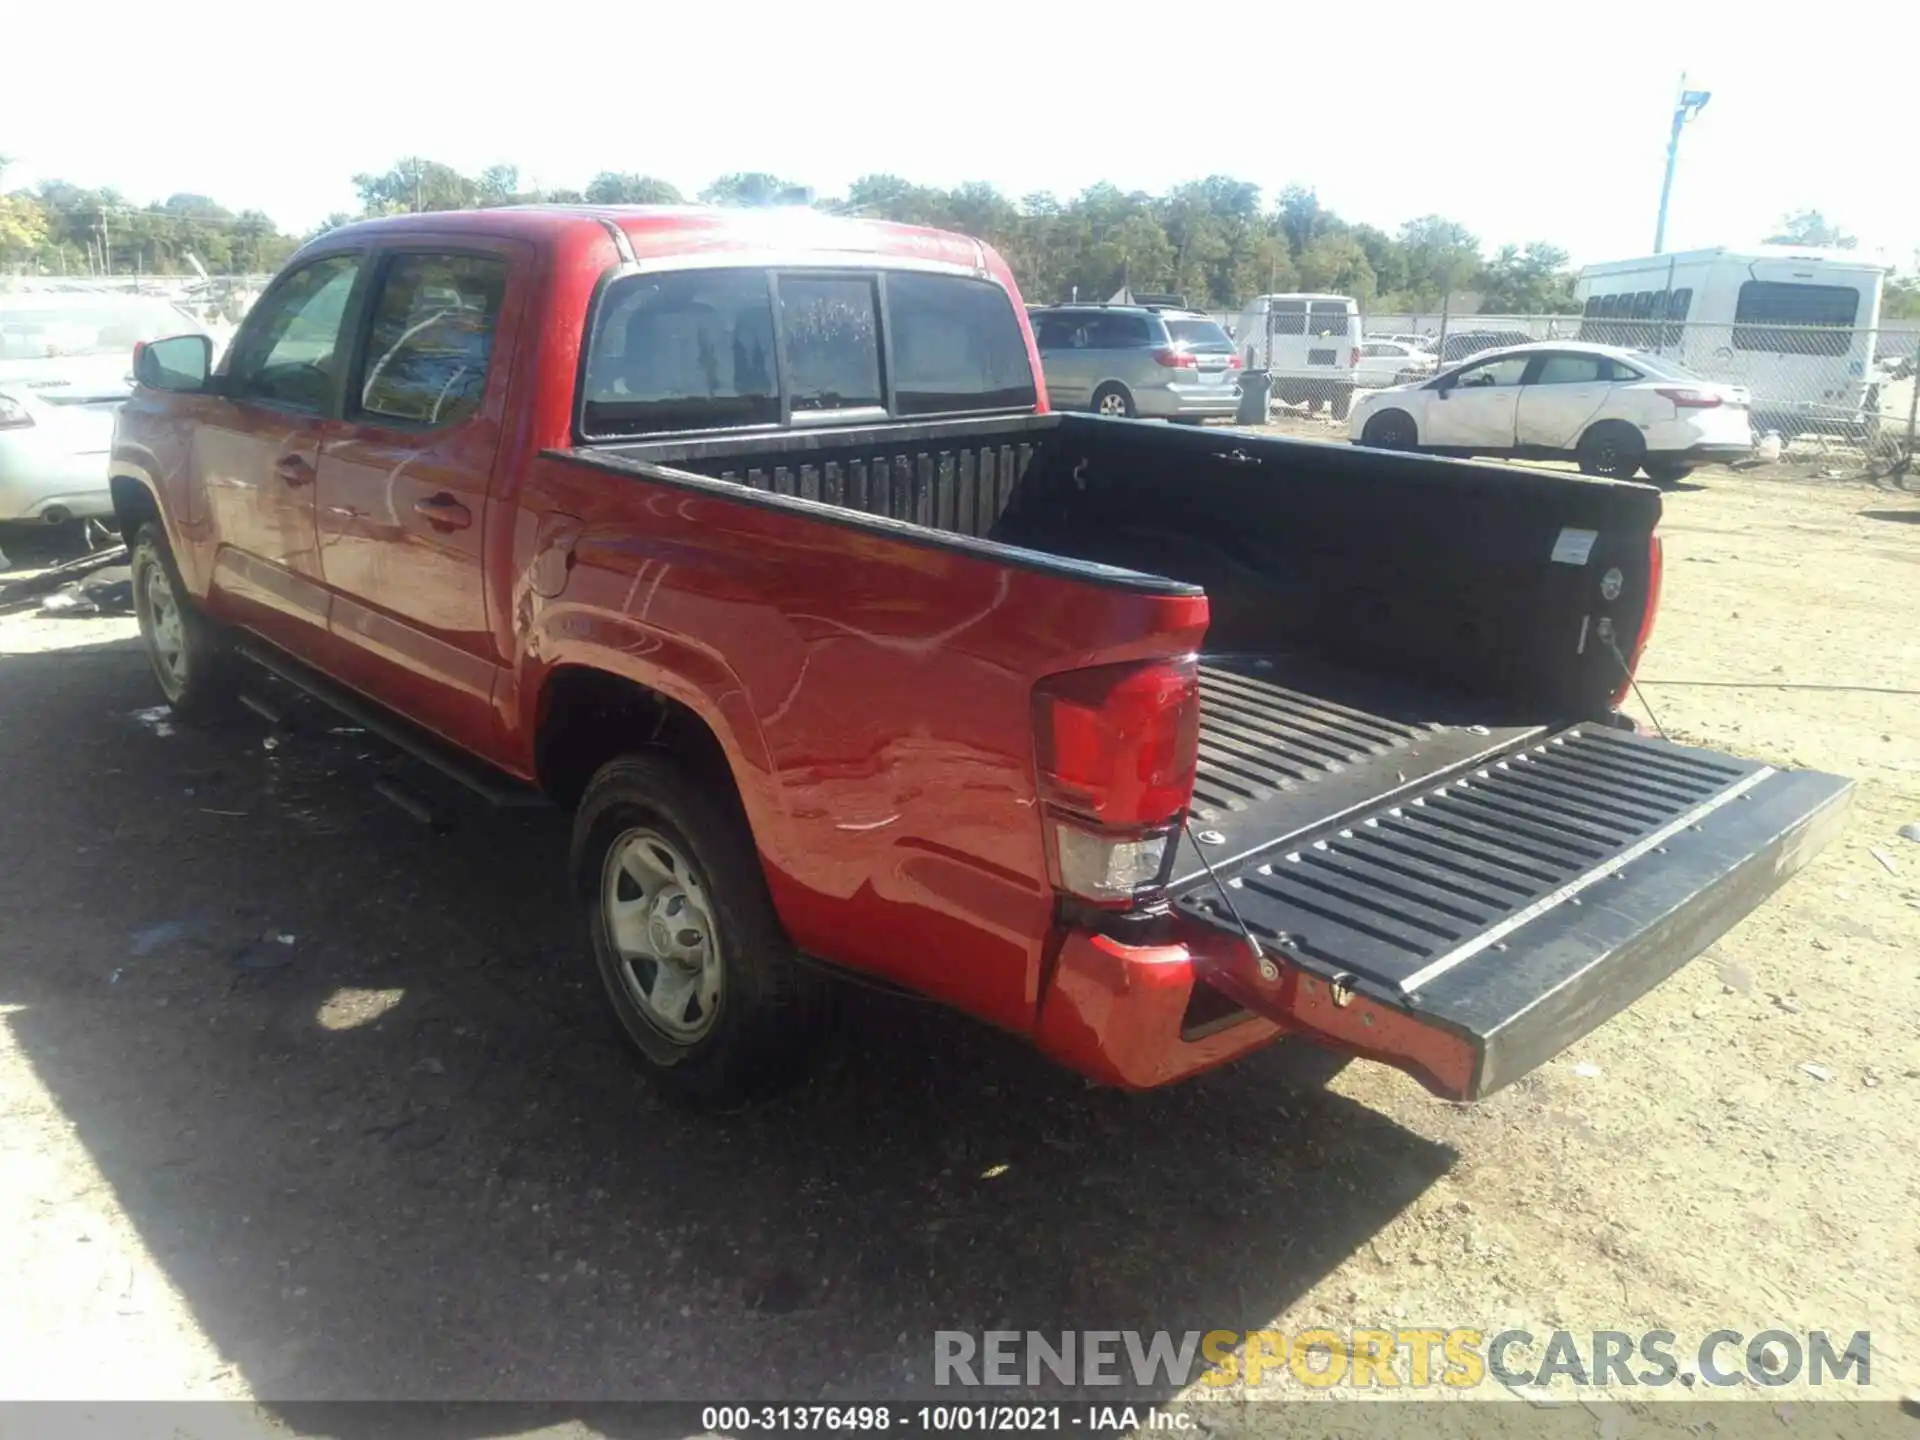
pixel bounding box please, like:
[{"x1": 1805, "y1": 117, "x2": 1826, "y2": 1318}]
[{"x1": 4, "y1": 0, "x2": 1914, "y2": 269}]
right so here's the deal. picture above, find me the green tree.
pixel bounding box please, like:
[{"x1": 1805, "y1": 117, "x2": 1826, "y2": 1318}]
[
  {"x1": 1395, "y1": 215, "x2": 1480, "y2": 307},
  {"x1": 1474, "y1": 242, "x2": 1578, "y2": 314},
  {"x1": 584, "y1": 172, "x2": 684, "y2": 205},
  {"x1": 351, "y1": 158, "x2": 478, "y2": 214},
  {"x1": 700, "y1": 172, "x2": 810, "y2": 207}
]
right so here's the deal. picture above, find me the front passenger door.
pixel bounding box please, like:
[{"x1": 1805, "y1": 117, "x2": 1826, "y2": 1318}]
[
  {"x1": 1423, "y1": 354, "x2": 1529, "y2": 452},
  {"x1": 198, "y1": 253, "x2": 364, "y2": 647}
]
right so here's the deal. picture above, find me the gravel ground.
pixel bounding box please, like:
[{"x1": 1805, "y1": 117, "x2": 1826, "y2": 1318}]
[{"x1": 0, "y1": 472, "x2": 1915, "y2": 1432}]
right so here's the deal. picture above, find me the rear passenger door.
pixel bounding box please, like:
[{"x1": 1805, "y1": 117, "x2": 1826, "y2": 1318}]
[
  {"x1": 1515, "y1": 352, "x2": 1620, "y2": 450},
  {"x1": 313, "y1": 243, "x2": 526, "y2": 758},
  {"x1": 1033, "y1": 313, "x2": 1094, "y2": 409}
]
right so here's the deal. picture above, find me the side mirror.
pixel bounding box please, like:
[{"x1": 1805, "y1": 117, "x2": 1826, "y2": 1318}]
[
  {"x1": 1433, "y1": 375, "x2": 1454, "y2": 398},
  {"x1": 133, "y1": 333, "x2": 213, "y2": 393}
]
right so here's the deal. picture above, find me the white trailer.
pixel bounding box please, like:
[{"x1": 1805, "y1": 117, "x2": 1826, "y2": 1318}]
[{"x1": 1575, "y1": 246, "x2": 1890, "y2": 434}]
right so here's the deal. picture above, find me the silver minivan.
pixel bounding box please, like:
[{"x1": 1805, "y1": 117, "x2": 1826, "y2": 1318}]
[{"x1": 1030, "y1": 306, "x2": 1242, "y2": 421}]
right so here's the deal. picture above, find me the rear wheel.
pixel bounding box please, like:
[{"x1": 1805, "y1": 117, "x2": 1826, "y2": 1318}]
[
  {"x1": 1641, "y1": 460, "x2": 1694, "y2": 488},
  {"x1": 130, "y1": 523, "x2": 236, "y2": 723},
  {"x1": 1091, "y1": 384, "x2": 1135, "y2": 419},
  {"x1": 572, "y1": 753, "x2": 827, "y2": 1107},
  {"x1": 1576, "y1": 421, "x2": 1646, "y2": 480},
  {"x1": 1330, "y1": 385, "x2": 1353, "y2": 422},
  {"x1": 1360, "y1": 409, "x2": 1419, "y2": 451}
]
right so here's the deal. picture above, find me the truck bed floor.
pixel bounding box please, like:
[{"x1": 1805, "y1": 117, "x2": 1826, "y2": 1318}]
[{"x1": 1179, "y1": 655, "x2": 1547, "y2": 887}]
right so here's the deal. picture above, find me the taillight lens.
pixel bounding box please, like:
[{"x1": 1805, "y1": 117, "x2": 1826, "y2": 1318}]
[
  {"x1": 1350, "y1": 347, "x2": 1361, "y2": 368},
  {"x1": 0, "y1": 394, "x2": 34, "y2": 431},
  {"x1": 1657, "y1": 386, "x2": 1722, "y2": 408},
  {"x1": 1033, "y1": 659, "x2": 1200, "y2": 906},
  {"x1": 1152, "y1": 348, "x2": 1198, "y2": 369},
  {"x1": 1227, "y1": 354, "x2": 1244, "y2": 370},
  {"x1": 1611, "y1": 534, "x2": 1664, "y2": 707}
]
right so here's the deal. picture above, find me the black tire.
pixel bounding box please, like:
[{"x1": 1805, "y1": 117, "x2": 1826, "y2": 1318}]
[
  {"x1": 1641, "y1": 460, "x2": 1694, "y2": 488},
  {"x1": 1360, "y1": 409, "x2": 1419, "y2": 451},
  {"x1": 1302, "y1": 384, "x2": 1325, "y2": 415},
  {"x1": 1576, "y1": 421, "x2": 1646, "y2": 480},
  {"x1": 130, "y1": 522, "x2": 236, "y2": 723},
  {"x1": 571, "y1": 753, "x2": 827, "y2": 1107},
  {"x1": 1090, "y1": 383, "x2": 1135, "y2": 419},
  {"x1": 1330, "y1": 386, "x2": 1353, "y2": 422}
]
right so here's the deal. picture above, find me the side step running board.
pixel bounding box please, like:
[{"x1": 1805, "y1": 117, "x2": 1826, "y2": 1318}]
[{"x1": 235, "y1": 639, "x2": 550, "y2": 810}]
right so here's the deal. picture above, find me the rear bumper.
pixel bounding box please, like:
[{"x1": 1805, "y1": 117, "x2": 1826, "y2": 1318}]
[
  {"x1": 1134, "y1": 383, "x2": 1242, "y2": 419},
  {"x1": 1037, "y1": 764, "x2": 1851, "y2": 1099}
]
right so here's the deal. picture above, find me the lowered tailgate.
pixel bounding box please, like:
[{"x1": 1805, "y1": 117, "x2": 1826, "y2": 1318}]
[{"x1": 1174, "y1": 669, "x2": 1852, "y2": 1099}]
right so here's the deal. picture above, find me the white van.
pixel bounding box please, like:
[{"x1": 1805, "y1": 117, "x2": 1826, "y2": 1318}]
[
  {"x1": 1575, "y1": 247, "x2": 1889, "y2": 435},
  {"x1": 1232, "y1": 293, "x2": 1362, "y2": 418}
]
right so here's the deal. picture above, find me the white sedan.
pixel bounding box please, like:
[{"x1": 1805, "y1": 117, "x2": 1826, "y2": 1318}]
[
  {"x1": 1, "y1": 293, "x2": 214, "y2": 527},
  {"x1": 1348, "y1": 341, "x2": 1752, "y2": 486},
  {"x1": 1354, "y1": 339, "x2": 1437, "y2": 388}
]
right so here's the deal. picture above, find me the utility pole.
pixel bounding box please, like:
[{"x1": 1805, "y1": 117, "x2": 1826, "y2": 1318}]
[
  {"x1": 1654, "y1": 73, "x2": 1712, "y2": 254},
  {"x1": 98, "y1": 205, "x2": 112, "y2": 277}
]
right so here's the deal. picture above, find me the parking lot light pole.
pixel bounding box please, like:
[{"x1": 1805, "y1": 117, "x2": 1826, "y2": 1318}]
[{"x1": 1654, "y1": 75, "x2": 1712, "y2": 254}]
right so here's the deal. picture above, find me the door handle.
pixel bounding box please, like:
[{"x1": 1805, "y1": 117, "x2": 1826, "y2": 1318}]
[
  {"x1": 273, "y1": 453, "x2": 315, "y2": 486},
  {"x1": 414, "y1": 494, "x2": 473, "y2": 531}
]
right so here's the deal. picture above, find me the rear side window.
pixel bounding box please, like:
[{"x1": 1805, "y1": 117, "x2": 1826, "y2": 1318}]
[
  {"x1": 887, "y1": 274, "x2": 1036, "y2": 416},
  {"x1": 1088, "y1": 313, "x2": 1153, "y2": 347},
  {"x1": 1308, "y1": 302, "x2": 1350, "y2": 337},
  {"x1": 356, "y1": 254, "x2": 508, "y2": 428},
  {"x1": 1733, "y1": 281, "x2": 1858, "y2": 356},
  {"x1": 1531, "y1": 353, "x2": 1608, "y2": 385},
  {"x1": 583, "y1": 270, "x2": 780, "y2": 437},
  {"x1": 780, "y1": 275, "x2": 882, "y2": 412}
]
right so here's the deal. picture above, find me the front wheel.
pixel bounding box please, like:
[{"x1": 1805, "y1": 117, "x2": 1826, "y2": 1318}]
[
  {"x1": 130, "y1": 523, "x2": 236, "y2": 723},
  {"x1": 1091, "y1": 384, "x2": 1135, "y2": 419},
  {"x1": 1641, "y1": 460, "x2": 1694, "y2": 488},
  {"x1": 571, "y1": 753, "x2": 827, "y2": 1107}
]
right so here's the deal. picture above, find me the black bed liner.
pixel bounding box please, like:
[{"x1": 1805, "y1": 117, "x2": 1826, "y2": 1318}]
[{"x1": 1178, "y1": 656, "x2": 1546, "y2": 888}]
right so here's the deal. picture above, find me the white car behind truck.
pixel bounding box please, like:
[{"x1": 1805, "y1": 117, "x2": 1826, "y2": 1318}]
[
  {"x1": 1348, "y1": 340, "x2": 1752, "y2": 486},
  {"x1": 1233, "y1": 292, "x2": 1361, "y2": 419}
]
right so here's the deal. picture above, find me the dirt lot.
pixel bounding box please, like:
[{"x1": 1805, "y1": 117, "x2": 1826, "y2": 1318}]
[{"x1": 0, "y1": 471, "x2": 1916, "y2": 1429}]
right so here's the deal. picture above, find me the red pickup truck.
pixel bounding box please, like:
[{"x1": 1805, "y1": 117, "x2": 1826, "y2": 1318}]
[{"x1": 111, "y1": 205, "x2": 1850, "y2": 1108}]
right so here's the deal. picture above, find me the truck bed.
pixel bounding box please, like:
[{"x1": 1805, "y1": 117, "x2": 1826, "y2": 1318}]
[{"x1": 549, "y1": 412, "x2": 1848, "y2": 1100}]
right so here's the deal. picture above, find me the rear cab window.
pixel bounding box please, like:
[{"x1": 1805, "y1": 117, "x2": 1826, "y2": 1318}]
[{"x1": 581, "y1": 268, "x2": 1036, "y2": 439}]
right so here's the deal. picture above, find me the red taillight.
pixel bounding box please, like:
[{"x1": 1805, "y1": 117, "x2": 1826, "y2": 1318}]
[
  {"x1": 1152, "y1": 348, "x2": 1198, "y2": 369},
  {"x1": 1350, "y1": 347, "x2": 1361, "y2": 368},
  {"x1": 1033, "y1": 659, "x2": 1200, "y2": 905},
  {"x1": 1657, "y1": 386, "x2": 1722, "y2": 408},
  {"x1": 1610, "y1": 534, "x2": 1664, "y2": 707},
  {"x1": 1227, "y1": 354, "x2": 1244, "y2": 370}
]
